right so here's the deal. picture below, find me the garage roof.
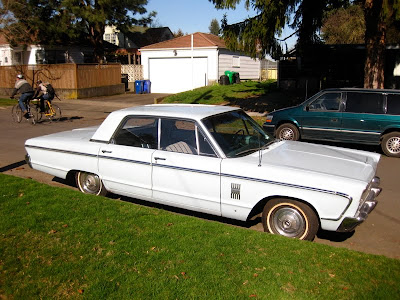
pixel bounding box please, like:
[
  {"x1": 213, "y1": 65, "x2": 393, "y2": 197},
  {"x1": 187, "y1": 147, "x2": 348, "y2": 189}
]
[{"x1": 140, "y1": 32, "x2": 226, "y2": 50}]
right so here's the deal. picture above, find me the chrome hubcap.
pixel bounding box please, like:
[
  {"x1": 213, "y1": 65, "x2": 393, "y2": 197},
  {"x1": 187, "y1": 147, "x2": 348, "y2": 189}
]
[
  {"x1": 279, "y1": 128, "x2": 294, "y2": 140},
  {"x1": 386, "y1": 136, "x2": 400, "y2": 154},
  {"x1": 80, "y1": 173, "x2": 101, "y2": 194},
  {"x1": 272, "y1": 207, "x2": 305, "y2": 238}
]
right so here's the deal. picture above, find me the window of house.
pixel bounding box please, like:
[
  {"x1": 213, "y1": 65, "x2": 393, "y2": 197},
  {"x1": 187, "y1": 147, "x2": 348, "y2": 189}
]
[
  {"x1": 345, "y1": 92, "x2": 384, "y2": 114},
  {"x1": 387, "y1": 94, "x2": 400, "y2": 115},
  {"x1": 104, "y1": 34, "x2": 111, "y2": 42},
  {"x1": 232, "y1": 56, "x2": 240, "y2": 67}
]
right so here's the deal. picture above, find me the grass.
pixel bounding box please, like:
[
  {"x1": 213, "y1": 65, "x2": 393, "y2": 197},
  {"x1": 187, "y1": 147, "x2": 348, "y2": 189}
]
[
  {"x1": 1, "y1": 173, "x2": 399, "y2": 299},
  {"x1": 0, "y1": 98, "x2": 17, "y2": 107},
  {"x1": 161, "y1": 80, "x2": 301, "y2": 114}
]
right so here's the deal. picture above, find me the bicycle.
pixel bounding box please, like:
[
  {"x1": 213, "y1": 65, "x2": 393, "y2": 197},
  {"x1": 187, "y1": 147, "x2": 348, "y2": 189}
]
[
  {"x1": 31, "y1": 98, "x2": 62, "y2": 122},
  {"x1": 11, "y1": 97, "x2": 39, "y2": 125}
]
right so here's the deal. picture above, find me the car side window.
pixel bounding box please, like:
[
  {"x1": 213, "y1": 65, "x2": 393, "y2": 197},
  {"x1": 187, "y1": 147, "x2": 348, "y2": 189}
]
[
  {"x1": 308, "y1": 93, "x2": 342, "y2": 111},
  {"x1": 112, "y1": 117, "x2": 158, "y2": 149},
  {"x1": 345, "y1": 92, "x2": 384, "y2": 114},
  {"x1": 160, "y1": 118, "x2": 217, "y2": 157},
  {"x1": 386, "y1": 94, "x2": 400, "y2": 115}
]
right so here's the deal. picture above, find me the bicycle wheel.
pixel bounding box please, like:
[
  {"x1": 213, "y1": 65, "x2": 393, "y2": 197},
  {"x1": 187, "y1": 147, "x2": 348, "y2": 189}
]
[
  {"x1": 48, "y1": 103, "x2": 61, "y2": 122},
  {"x1": 11, "y1": 104, "x2": 23, "y2": 123},
  {"x1": 28, "y1": 104, "x2": 39, "y2": 125}
]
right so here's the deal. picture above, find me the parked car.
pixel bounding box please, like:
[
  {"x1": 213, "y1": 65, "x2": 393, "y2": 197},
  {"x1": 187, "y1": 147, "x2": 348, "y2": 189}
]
[
  {"x1": 25, "y1": 104, "x2": 381, "y2": 241},
  {"x1": 263, "y1": 88, "x2": 400, "y2": 157}
]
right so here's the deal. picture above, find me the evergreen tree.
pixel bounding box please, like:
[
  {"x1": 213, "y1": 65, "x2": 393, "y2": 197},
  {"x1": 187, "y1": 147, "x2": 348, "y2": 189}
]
[
  {"x1": 209, "y1": 0, "x2": 400, "y2": 88},
  {"x1": 209, "y1": 18, "x2": 221, "y2": 35}
]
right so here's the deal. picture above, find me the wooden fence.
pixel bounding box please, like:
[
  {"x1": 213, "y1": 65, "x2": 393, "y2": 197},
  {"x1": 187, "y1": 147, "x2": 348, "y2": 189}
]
[{"x1": 0, "y1": 63, "x2": 124, "y2": 99}]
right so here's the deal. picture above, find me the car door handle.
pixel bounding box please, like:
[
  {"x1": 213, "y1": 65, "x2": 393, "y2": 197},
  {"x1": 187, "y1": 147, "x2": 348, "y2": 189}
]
[
  {"x1": 154, "y1": 157, "x2": 166, "y2": 161},
  {"x1": 102, "y1": 150, "x2": 112, "y2": 153},
  {"x1": 331, "y1": 118, "x2": 338, "y2": 122}
]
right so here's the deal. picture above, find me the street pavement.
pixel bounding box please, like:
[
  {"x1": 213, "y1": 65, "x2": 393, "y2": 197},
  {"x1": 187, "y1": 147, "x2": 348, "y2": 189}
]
[{"x1": 1, "y1": 92, "x2": 399, "y2": 259}]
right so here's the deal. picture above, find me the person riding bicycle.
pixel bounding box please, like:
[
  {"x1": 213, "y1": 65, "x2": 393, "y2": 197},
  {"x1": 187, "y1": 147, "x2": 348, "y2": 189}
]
[
  {"x1": 34, "y1": 80, "x2": 55, "y2": 113},
  {"x1": 10, "y1": 74, "x2": 34, "y2": 119}
]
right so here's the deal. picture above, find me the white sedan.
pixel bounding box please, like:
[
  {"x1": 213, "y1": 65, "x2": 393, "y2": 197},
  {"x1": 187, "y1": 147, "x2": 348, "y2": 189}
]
[{"x1": 25, "y1": 104, "x2": 381, "y2": 240}]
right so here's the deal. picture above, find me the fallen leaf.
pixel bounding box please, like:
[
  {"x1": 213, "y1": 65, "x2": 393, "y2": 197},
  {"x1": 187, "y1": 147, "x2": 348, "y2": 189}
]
[
  {"x1": 253, "y1": 273, "x2": 259, "y2": 277},
  {"x1": 48, "y1": 229, "x2": 57, "y2": 234},
  {"x1": 62, "y1": 224, "x2": 68, "y2": 228},
  {"x1": 249, "y1": 295, "x2": 257, "y2": 298},
  {"x1": 26, "y1": 202, "x2": 30, "y2": 205},
  {"x1": 78, "y1": 289, "x2": 84, "y2": 294},
  {"x1": 243, "y1": 280, "x2": 249, "y2": 285}
]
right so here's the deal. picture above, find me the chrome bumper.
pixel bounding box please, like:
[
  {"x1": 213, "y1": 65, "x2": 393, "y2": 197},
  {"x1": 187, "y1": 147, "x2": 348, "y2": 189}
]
[
  {"x1": 337, "y1": 177, "x2": 381, "y2": 232},
  {"x1": 25, "y1": 153, "x2": 32, "y2": 169}
]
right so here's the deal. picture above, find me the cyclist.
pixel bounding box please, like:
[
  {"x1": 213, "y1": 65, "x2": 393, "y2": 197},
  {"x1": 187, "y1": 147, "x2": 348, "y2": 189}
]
[
  {"x1": 10, "y1": 74, "x2": 34, "y2": 119},
  {"x1": 34, "y1": 80, "x2": 55, "y2": 113}
]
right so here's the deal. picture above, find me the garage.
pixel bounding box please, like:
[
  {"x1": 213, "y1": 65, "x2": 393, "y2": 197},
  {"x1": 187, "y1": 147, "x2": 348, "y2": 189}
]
[
  {"x1": 140, "y1": 32, "x2": 260, "y2": 94},
  {"x1": 149, "y1": 57, "x2": 208, "y2": 94}
]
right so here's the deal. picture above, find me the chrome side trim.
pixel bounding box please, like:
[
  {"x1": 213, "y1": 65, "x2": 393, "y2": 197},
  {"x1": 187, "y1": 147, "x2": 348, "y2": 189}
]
[
  {"x1": 302, "y1": 127, "x2": 380, "y2": 135},
  {"x1": 25, "y1": 145, "x2": 98, "y2": 158}
]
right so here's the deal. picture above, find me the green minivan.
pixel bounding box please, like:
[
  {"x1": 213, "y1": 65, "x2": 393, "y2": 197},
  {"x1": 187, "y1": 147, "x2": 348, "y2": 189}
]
[{"x1": 263, "y1": 88, "x2": 400, "y2": 157}]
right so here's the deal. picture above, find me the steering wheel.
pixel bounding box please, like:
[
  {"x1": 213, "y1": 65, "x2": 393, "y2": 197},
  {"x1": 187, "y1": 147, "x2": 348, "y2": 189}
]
[{"x1": 232, "y1": 129, "x2": 246, "y2": 147}]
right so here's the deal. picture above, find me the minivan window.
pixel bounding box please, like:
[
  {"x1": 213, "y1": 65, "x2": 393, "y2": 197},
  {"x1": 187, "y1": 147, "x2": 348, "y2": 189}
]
[
  {"x1": 387, "y1": 94, "x2": 400, "y2": 115},
  {"x1": 345, "y1": 92, "x2": 384, "y2": 114},
  {"x1": 308, "y1": 92, "x2": 342, "y2": 111}
]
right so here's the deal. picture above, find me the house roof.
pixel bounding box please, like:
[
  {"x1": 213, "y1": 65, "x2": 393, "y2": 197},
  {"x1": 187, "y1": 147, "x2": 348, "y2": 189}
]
[
  {"x1": 0, "y1": 33, "x2": 8, "y2": 45},
  {"x1": 127, "y1": 27, "x2": 173, "y2": 48},
  {"x1": 140, "y1": 32, "x2": 226, "y2": 50}
]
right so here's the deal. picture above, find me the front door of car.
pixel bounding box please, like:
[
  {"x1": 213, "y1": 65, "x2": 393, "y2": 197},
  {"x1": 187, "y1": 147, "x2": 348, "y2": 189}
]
[
  {"x1": 299, "y1": 92, "x2": 343, "y2": 140},
  {"x1": 151, "y1": 118, "x2": 222, "y2": 215},
  {"x1": 98, "y1": 116, "x2": 159, "y2": 199}
]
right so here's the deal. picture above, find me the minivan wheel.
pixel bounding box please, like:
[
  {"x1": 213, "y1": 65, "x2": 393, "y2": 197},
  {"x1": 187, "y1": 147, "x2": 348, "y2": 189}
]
[
  {"x1": 381, "y1": 132, "x2": 400, "y2": 157},
  {"x1": 276, "y1": 123, "x2": 300, "y2": 141}
]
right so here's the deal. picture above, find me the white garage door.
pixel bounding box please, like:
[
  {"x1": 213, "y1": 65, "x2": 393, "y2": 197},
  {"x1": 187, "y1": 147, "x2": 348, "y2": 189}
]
[{"x1": 149, "y1": 57, "x2": 208, "y2": 93}]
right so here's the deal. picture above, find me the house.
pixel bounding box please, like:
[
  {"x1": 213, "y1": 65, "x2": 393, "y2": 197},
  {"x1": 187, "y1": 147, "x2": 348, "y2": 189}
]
[
  {"x1": 104, "y1": 26, "x2": 174, "y2": 64},
  {"x1": 140, "y1": 32, "x2": 261, "y2": 93},
  {"x1": 0, "y1": 33, "x2": 117, "y2": 65},
  {"x1": 278, "y1": 44, "x2": 400, "y2": 94}
]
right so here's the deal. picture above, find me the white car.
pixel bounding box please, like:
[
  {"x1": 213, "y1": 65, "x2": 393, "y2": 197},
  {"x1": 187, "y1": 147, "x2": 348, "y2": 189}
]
[{"x1": 25, "y1": 104, "x2": 381, "y2": 240}]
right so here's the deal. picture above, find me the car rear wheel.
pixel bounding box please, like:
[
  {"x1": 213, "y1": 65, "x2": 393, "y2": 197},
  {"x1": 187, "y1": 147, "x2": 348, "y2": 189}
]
[
  {"x1": 76, "y1": 171, "x2": 108, "y2": 196},
  {"x1": 381, "y1": 132, "x2": 400, "y2": 157},
  {"x1": 276, "y1": 123, "x2": 300, "y2": 141},
  {"x1": 262, "y1": 198, "x2": 319, "y2": 241}
]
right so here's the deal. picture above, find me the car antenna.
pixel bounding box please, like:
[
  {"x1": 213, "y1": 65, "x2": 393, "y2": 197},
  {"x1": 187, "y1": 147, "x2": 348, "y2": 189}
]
[{"x1": 258, "y1": 132, "x2": 262, "y2": 167}]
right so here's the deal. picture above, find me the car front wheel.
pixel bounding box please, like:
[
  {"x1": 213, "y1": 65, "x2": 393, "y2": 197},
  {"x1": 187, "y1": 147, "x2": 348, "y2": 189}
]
[
  {"x1": 76, "y1": 171, "x2": 108, "y2": 196},
  {"x1": 276, "y1": 123, "x2": 300, "y2": 141},
  {"x1": 262, "y1": 199, "x2": 319, "y2": 241},
  {"x1": 381, "y1": 132, "x2": 400, "y2": 157}
]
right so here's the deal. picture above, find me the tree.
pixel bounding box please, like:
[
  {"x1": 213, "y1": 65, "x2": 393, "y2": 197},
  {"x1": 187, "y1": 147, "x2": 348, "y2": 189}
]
[
  {"x1": 321, "y1": 5, "x2": 365, "y2": 44},
  {"x1": 209, "y1": 18, "x2": 220, "y2": 35},
  {"x1": 173, "y1": 29, "x2": 187, "y2": 37},
  {"x1": 0, "y1": 0, "x2": 156, "y2": 62},
  {"x1": 209, "y1": 0, "x2": 400, "y2": 88}
]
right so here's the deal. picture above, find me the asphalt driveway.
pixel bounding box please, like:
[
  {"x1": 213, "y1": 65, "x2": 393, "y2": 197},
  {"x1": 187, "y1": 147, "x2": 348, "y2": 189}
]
[{"x1": 1, "y1": 93, "x2": 399, "y2": 259}]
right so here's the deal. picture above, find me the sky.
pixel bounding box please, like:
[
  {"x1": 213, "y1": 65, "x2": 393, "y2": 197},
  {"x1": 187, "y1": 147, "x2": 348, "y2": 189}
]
[{"x1": 146, "y1": 0, "x2": 257, "y2": 34}]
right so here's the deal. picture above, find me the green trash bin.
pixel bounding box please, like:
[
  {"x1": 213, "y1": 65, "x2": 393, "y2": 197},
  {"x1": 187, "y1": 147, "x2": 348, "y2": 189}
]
[{"x1": 224, "y1": 70, "x2": 234, "y2": 84}]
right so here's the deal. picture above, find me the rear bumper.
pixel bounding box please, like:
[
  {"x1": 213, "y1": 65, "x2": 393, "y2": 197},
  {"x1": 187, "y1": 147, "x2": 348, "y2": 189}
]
[{"x1": 337, "y1": 177, "x2": 381, "y2": 232}]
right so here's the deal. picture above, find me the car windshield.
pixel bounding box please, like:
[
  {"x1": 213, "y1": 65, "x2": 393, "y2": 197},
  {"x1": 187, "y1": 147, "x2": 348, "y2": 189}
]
[{"x1": 202, "y1": 110, "x2": 274, "y2": 158}]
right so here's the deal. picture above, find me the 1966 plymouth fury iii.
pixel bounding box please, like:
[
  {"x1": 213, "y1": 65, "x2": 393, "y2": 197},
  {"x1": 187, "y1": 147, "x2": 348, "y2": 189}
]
[{"x1": 25, "y1": 104, "x2": 382, "y2": 240}]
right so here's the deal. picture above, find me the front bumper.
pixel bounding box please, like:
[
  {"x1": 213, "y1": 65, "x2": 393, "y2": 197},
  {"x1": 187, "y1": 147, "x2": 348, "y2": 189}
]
[{"x1": 337, "y1": 177, "x2": 381, "y2": 232}]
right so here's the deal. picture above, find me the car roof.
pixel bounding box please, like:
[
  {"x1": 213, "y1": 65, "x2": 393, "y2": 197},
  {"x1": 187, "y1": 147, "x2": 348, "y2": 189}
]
[
  {"x1": 114, "y1": 104, "x2": 240, "y2": 120},
  {"x1": 321, "y1": 88, "x2": 400, "y2": 94},
  {"x1": 91, "y1": 104, "x2": 240, "y2": 142}
]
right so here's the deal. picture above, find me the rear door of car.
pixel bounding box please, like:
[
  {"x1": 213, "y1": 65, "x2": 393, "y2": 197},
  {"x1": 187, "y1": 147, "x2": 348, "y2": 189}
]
[
  {"x1": 98, "y1": 116, "x2": 158, "y2": 199},
  {"x1": 298, "y1": 91, "x2": 343, "y2": 140},
  {"x1": 340, "y1": 92, "x2": 385, "y2": 143}
]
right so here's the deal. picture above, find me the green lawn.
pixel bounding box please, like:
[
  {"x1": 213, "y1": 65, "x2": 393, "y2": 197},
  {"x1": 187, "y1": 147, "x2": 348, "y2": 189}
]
[
  {"x1": 1, "y1": 173, "x2": 399, "y2": 299},
  {"x1": 0, "y1": 98, "x2": 17, "y2": 107}
]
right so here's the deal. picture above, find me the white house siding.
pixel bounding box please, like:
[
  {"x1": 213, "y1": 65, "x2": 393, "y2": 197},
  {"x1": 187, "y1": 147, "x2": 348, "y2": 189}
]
[
  {"x1": 218, "y1": 50, "x2": 260, "y2": 80},
  {"x1": 141, "y1": 48, "x2": 219, "y2": 93},
  {"x1": 0, "y1": 46, "x2": 12, "y2": 66}
]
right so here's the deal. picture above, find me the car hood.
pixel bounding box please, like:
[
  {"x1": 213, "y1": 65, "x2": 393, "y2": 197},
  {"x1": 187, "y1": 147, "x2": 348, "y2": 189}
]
[{"x1": 257, "y1": 141, "x2": 380, "y2": 183}]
